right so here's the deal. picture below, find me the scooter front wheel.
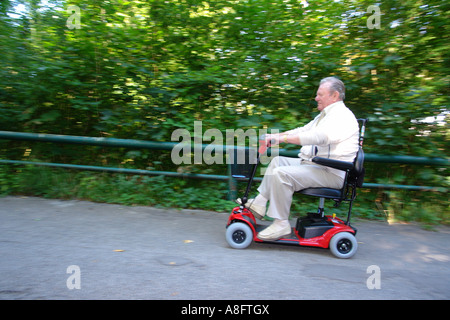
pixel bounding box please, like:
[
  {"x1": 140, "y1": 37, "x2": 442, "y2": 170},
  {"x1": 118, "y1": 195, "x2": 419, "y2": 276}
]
[
  {"x1": 226, "y1": 222, "x2": 253, "y2": 249},
  {"x1": 329, "y1": 232, "x2": 358, "y2": 259}
]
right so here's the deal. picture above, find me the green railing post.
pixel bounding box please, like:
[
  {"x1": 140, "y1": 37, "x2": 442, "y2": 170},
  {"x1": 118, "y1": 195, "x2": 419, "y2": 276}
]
[{"x1": 227, "y1": 163, "x2": 237, "y2": 201}]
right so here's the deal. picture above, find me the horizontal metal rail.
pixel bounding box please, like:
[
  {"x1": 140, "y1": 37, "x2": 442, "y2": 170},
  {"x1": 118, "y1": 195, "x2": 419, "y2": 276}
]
[
  {"x1": 278, "y1": 149, "x2": 449, "y2": 166},
  {"x1": 0, "y1": 130, "x2": 178, "y2": 151},
  {"x1": 0, "y1": 159, "x2": 228, "y2": 181},
  {"x1": 0, "y1": 131, "x2": 448, "y2": 194},
  {"x1": 0, "y1": 130, "x2": 448, "y2": 166},
  {"x1": 0, "y1": 159, "x2": 444, "y2": 192}
]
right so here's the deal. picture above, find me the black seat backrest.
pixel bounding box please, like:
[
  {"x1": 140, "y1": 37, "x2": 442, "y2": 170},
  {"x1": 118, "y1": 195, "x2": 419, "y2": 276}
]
[{"x1": 349, "y1": 147, "x2": 365, "y2": 187}]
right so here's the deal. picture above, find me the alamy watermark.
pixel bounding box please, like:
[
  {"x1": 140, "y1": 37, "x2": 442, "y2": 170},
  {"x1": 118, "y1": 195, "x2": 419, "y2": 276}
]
[
  {"x1": 366, "y1": 265, "x2": 381, "y2": 289},
  {"x1": 66, "y1": 5, "x2": 81, "y2": 30},
  {"x1": 367, "y1": 5, "x2": 381, "y2": 29},
  {"x1": 171, "y1": 121, "x2": 279, "y2": 170},
  {"x1": 64, "y1": 264, "x2": 381, "y2": 291},
  {"x1": 66, "y1": 4, "x2": 381, "y2": 31},
  {"x1": 66, "y1": 265, "x2": 81, "y2": 290}
]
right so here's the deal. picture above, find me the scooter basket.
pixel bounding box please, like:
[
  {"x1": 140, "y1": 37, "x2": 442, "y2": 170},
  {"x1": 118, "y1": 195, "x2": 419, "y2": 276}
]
[{"x1": 227, "y1": 147, "x2": 258, "y2": 180}]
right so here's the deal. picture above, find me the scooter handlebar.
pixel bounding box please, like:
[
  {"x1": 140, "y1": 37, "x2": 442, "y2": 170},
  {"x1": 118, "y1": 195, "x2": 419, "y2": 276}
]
[{"x1": 258, "y1": 134, "x2": 276, "y2": 154}]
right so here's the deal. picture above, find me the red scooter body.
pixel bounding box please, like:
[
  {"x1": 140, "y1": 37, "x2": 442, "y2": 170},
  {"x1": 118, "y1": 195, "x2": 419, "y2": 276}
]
[{"x1": 226, "y1": 206, "x2": 356, "y2": 249}]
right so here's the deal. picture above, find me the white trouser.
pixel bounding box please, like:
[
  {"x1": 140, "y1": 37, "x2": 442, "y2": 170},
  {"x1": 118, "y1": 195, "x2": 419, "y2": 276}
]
[{"x1": 257, "y1": 156, "x2": 344, "y2": 220}]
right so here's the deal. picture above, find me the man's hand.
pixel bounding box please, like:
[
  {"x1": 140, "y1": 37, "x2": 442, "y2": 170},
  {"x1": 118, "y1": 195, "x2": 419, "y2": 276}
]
[{"x1": 265, "y1": 133, "x2": 281, "y2": 146}]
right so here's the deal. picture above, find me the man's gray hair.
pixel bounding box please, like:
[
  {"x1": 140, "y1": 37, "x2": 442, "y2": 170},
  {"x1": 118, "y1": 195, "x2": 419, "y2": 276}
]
[{"x1": 320, "y1": 77, "x2": 345, "y2": 101}]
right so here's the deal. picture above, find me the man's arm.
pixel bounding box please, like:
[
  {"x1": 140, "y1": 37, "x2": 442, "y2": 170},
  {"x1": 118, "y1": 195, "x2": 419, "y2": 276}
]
[
  {"x1": 265, "y1": 131, "x2": 301, "y2": 145},
  {"x1": 265, "y1": 116, "x2": 319, "y2": 146}
]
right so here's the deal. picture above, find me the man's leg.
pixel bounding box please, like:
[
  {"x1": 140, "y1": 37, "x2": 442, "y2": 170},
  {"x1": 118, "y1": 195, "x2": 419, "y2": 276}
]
[
  {"x1": 257, "y1": 158, "x2": 344, "y2": 240},
  {"x1": 265, "y1": 162, "x2": 343, "y2": 220},
  {"x1": 238, "y1": 156, "x2": 299, "y2": 219},
  {"x1": 256, "y1": 156, "x2": 301, "y2": 208}
]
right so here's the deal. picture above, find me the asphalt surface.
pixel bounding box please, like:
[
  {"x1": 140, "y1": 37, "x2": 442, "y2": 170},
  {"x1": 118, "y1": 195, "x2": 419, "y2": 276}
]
[{"x1": 0, "y1": 196, "x2": 449, "y2": 300}]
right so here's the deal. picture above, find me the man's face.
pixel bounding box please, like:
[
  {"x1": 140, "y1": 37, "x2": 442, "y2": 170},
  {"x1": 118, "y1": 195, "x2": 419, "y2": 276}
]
[{"x1": 315, "y1": 83, "x2": 339, "y2": 111}]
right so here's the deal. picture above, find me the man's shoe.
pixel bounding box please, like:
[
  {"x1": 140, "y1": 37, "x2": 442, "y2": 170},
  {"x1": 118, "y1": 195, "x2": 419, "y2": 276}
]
[
  {"x1": 235, "y1": 198, "x2": 265, "y2": 220},
  {"x1": 257, "y1": 221, "x2": 291, "y2": 241}
]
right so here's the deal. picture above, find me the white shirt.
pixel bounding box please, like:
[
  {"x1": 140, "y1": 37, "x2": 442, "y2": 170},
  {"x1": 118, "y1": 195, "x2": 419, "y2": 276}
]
[{"x1": 292, "y1": 101, "x2": 360, "y2": 178}]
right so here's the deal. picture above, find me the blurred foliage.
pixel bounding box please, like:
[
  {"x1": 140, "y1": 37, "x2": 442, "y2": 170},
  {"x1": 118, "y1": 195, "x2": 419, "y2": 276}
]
[{"x1": 0, "y1": 0, "x2": 448, "y2": 223}]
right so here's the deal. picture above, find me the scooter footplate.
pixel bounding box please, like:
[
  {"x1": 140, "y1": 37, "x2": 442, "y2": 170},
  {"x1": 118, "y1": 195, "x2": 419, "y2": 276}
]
[{"x1": 254, "y1": 225, "x2": 301, "y2": 244}]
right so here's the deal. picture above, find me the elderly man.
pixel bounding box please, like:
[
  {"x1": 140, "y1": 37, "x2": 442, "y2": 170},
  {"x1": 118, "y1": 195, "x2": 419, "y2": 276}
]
[{"x1": 239, "y1": 76, "x2": 360, "y2": 241}]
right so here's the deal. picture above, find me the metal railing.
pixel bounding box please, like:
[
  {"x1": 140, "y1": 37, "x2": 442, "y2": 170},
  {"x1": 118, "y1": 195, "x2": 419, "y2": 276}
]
[{"x1": 0, "y1": 131, "x2": 448, "y2": 199}]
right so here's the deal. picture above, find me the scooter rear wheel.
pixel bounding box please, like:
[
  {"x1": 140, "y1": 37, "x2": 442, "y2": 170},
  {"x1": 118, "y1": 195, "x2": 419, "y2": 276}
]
[
  {"x1": 329, "y1": 232, "x2": 358, "y2": 259},
  {"x1": 226, "y1": 222, "x2": 253, "y2": 249}
]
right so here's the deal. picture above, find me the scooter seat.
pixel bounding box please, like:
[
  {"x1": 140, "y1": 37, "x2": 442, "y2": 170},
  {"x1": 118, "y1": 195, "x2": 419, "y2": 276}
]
[{"x1": 298, "y1": 187, "x2": 342, "y2": 199}]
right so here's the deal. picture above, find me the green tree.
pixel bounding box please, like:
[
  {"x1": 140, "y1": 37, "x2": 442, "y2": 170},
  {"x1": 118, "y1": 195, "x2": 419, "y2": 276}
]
[{"x1": 0, "y1": 0, "x2": 448, "y2": 222}]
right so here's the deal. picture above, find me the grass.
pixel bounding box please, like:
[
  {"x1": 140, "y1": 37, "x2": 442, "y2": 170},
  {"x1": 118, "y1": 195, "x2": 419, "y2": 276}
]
[{"x1": 0, "y1": 164, "x2": 234, "y2": 212}]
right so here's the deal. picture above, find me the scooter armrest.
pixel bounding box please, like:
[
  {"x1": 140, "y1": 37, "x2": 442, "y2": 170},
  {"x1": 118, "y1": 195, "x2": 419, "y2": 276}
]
[{"x1": 312, "y1": 157, "x2": 354, "y2": 171}]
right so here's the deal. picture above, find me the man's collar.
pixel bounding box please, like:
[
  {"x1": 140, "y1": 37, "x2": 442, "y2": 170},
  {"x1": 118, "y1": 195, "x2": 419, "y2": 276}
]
[{"x1": 322, "y1": 100, "x2": 344, "y2": 115}]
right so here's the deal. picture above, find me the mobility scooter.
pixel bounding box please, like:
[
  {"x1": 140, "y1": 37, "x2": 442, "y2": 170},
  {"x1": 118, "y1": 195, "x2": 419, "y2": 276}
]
[{"x1": 225, "y1": 119, "x2": 367, "y2": 258}]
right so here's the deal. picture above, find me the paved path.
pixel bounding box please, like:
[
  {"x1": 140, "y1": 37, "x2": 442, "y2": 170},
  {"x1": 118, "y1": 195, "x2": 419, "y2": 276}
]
[{"x1": 0, "y1": 196, "x2": 449, "y2": 300}]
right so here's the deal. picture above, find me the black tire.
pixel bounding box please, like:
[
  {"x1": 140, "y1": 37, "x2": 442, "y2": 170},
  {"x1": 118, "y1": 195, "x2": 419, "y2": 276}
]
[
  {"x1": 329, "y1": 232, "x2": 358, "y2": 258},
  {"x1": 226, "y1": 222, "x2": 253, "y2": 249}
]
